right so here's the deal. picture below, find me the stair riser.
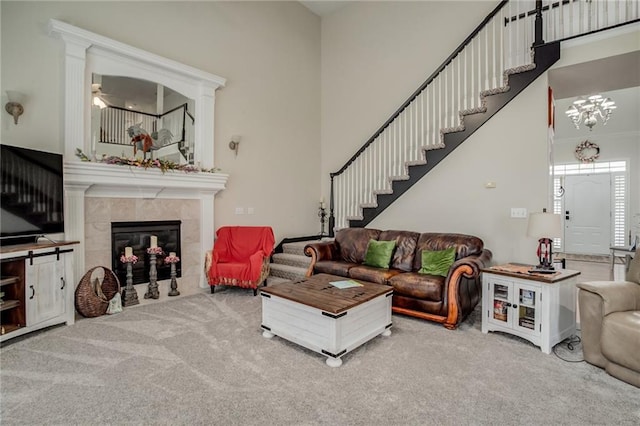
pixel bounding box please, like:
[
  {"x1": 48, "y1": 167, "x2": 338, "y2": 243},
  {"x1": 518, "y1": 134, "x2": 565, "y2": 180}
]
[
  {"x1": 269, "y1": 266, "x2": 307, "y2": 281},
  {"x1": 272, "y1": 255, "x2": 310, "y2": 269}
]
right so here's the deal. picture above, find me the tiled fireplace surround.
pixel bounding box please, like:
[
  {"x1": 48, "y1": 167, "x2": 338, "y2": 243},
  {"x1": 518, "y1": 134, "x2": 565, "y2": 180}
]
[
  {"x1": 85, "y1": 198, "x2": 199, "y2": 290},
  {"x1": 64, "y1": 162, "x2": 228, "y2": 297}
]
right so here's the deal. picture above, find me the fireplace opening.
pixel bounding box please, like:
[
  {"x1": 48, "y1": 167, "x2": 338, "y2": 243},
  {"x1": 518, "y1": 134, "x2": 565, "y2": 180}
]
[{"x1": 111, "y1": 220, "x2": 181, "y2": 286}]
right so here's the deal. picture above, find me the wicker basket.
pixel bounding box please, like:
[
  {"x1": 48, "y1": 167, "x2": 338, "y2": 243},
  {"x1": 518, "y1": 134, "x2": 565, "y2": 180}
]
[{"x1": 75, "y1": 266, "x2": 121, "y2": 318}]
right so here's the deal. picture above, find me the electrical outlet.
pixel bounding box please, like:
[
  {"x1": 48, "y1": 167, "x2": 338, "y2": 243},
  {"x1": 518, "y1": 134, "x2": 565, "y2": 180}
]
[
  {"x1": 247, "y1": 207, "x2": 255, "y2": 215},
  {"x1": 235, "y1": 207, "x2": 244, "y2": 215},
  {"x1": 510, "y1": 207, "x2": 527, "y2": 218}
]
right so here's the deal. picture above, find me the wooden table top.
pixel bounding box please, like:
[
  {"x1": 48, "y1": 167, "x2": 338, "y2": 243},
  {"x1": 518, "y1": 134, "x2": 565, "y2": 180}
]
[{"x1": 260, "y1": 273, "x2": 393, "y2": 314}]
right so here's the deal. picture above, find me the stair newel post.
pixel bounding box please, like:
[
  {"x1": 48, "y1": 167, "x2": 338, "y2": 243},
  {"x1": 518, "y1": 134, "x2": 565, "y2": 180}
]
[
  {"x1": 328, "y1": 174, "x2": 336, "y2": 237},
  {"x1": 533, "y1": 0, "x2": 544, "y2": 47}
]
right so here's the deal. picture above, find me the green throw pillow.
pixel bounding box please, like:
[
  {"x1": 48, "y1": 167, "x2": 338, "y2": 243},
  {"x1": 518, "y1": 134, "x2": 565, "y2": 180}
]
[
  {"x1": 363, "y1": 239, "x2": 396, "y2": 269},
  {"x1": 418, "y1": 247, "x2": 456, "y2": 277}
]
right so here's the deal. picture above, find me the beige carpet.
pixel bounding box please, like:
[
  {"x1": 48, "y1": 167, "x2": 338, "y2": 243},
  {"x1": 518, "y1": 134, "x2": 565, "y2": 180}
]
[{"x1": 1, "y1": 289, "x2": 638, "y2": 425}]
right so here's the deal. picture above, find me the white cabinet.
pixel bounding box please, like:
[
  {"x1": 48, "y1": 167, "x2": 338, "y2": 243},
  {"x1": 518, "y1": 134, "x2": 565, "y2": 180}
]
[
  {"x1": 482, "y1": 266, "x2": 580, "y2": 354},
  {"x1": 1, "y1": 242, "x2": 77, "y2": 343},
  {"x1": 26, "y1": 253, "x2": 67, "y2": 326}
]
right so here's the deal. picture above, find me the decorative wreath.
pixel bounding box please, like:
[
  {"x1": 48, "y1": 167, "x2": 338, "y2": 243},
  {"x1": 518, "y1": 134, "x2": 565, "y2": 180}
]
[{"x1": 575, "y1": 140, "x2": 600, "y2": 163}]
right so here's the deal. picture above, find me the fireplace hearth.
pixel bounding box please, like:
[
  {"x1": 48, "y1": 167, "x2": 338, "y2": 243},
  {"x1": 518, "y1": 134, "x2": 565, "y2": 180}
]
[{"x1": 111, "y1": 221, "x2": 181, "y2": 286}]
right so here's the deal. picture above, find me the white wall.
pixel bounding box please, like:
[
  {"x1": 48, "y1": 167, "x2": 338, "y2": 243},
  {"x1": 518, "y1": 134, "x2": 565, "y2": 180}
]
[{"x1": 0, "y1": 1, "x2": 321, "y2": 243}]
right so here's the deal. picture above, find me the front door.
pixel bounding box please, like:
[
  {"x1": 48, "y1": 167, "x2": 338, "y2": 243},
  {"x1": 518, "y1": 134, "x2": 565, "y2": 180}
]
[{"x1": 564, "y1": 174, "x2": 611, "y2": 254}]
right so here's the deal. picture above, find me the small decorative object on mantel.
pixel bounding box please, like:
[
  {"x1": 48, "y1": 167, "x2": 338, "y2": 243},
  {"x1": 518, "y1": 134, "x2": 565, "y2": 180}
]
[
  {"x1": 574, "y1": 140, "x2": 600, "y2": 163},
  {"x1": 120, "y1": 247, "x2": 140, "y2": 307},
  {"x1": 144, "y1": 242, "x2": 163, "y2": 300},
  {"x1": 164, "y1": 252, "x2": 181, "y2": 296}
]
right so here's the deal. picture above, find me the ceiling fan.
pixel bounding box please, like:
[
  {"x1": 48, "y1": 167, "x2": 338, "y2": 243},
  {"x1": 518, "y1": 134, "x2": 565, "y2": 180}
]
[{"x1": 91, "y1": 83, "x2": 111, "y2": 109}]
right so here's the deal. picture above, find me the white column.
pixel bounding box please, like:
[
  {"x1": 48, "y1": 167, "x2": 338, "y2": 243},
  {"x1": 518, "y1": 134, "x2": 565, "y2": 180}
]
[
  {"x1": 64, "y1": 182, "x2": 91, "y2": 290},
  {"x1": 59, "y1": 35, "x2": 91, "y2": 160},
  {"x1": 195, "y1": 84, "x2": 217, "y2": 169},
  {"x1": 199, "y1": 191, "x2": 216, "y2": 288}
]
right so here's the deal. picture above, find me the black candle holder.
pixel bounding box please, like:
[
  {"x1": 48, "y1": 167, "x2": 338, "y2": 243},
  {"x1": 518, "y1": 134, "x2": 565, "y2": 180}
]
[
  {"x1": 120, "y1": 254, "x2": 140, "y2": 307},
  {"x1": 318, "y1": 204, "x2": 327, "y2": 237},
  {"x1": 144, "y1": 247, "x2": 163, "y2": 299}
]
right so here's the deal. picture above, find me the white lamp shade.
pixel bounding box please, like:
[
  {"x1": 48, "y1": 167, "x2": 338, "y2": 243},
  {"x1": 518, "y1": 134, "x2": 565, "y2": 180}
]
[{"x1": 527, "y1": 212, "x2": 562, "y2": 239}]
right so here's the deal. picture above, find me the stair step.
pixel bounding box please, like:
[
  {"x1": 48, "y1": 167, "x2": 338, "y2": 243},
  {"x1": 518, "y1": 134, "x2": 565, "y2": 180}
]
[
  {"x1": 272, "y1": 253, "x2": 311, "y2": 269},
  {"x1": 282, "y1": 241, "x2": 315, "y2": 256},
  {"x1": 269, "y1": 264, "x2": 307, "y2": 281},
  {"x1": 266, "y1": 276, "x2": 291, "y2": 286}
]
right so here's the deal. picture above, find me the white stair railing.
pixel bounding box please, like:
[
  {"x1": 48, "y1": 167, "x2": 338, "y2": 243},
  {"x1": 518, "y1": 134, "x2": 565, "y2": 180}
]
[{"x1": 329, "y1": 0, "x2": 638, "y2": 232}]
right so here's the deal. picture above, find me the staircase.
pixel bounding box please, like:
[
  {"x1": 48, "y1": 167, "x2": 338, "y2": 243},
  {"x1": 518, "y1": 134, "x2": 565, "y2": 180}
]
[
  {"x1": 267, "y1": 240, "x2": 314, "y2": 285},
  {"x1": 1, "y1": 147, "x2": 64, "y2": 234},
  {"x1": 328, "y1": 0, "x2": 639, "y2": 232}
]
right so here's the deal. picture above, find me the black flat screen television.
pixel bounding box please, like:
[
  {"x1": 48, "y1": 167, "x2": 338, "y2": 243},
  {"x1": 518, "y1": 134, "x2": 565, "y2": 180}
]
[{"x1": 0, "y1": 144, "x2": 64, "y2": 245}]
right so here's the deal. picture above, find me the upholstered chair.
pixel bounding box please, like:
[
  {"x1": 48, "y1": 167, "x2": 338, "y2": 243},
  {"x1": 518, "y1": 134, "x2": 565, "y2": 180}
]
[
  {"x1": 206, "y1": 226, "x2": 275, "y2": 296},
  {"x1": 577, "y1": 248, "x2": 640, "y2": 387}
]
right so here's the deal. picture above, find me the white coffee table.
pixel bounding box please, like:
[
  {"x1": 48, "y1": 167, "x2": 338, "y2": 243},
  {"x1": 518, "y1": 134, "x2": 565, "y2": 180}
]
[{"x1": 260, "y1": 273, "x2": 393, "y2": 367}]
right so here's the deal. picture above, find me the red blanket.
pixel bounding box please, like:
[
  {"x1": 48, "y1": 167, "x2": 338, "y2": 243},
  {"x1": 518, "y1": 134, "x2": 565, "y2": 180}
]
[{"x1": 207, "y1": 226, "x2": 275, "y2": 286}]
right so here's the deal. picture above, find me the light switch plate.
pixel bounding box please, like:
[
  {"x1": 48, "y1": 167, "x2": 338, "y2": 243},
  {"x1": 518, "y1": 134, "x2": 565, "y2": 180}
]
[
  {"x1": 510, "y1": 207, "x2": 527, "y2": 218},
  {"x1": 235, "y1": 207, "x2": 244, "y2": 215}
]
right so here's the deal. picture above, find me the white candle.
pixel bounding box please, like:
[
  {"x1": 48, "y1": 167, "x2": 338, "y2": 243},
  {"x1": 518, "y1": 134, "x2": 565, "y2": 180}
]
[
  {"x1": 125, "y1": 247, "x2": 133, "y2": 257},
  {"x1": 150, "y1": 235, "x2": 157, "y2": 248},
  {"x1": 170, "y1": 252, "x2": 176, "y2": 257}
]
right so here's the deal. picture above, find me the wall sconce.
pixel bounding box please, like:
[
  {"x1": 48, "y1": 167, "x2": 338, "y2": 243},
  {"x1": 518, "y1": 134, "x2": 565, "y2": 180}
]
[
  {"x1": 5, "y1": 91, "x2": 25, "y2": 125},
  {"x1": 229, "y1": 135, "x2": 241, "y2": 156}
]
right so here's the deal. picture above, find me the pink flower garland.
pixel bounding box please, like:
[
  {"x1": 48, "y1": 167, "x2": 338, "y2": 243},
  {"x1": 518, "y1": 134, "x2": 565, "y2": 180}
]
[{"x1": 120, "y1": 255, "x2": 139, "y2": 264}]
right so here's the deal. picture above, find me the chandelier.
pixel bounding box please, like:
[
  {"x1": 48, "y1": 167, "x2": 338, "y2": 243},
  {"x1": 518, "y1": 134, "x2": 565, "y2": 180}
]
[{"x1": 565, "y1": 94, "x2": 616, "y2": 131}]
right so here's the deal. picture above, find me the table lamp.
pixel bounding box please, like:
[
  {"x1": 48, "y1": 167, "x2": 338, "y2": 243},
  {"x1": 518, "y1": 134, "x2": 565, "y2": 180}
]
[{"x1": 527, "y1": 210, "x2": 562, "y2": 273}]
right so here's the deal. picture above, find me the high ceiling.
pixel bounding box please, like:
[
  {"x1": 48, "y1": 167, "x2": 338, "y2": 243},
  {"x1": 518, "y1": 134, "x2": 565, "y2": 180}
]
[
  {"x1": 299, "y1": 1, "x2": 350, "y2": 17},
  {"x1": 548, "y1": 51, "x2": 640, "y2": 100}
]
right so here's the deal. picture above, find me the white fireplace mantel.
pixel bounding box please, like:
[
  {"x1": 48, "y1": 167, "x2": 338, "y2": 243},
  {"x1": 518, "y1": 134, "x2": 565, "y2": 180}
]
[{"x1": 65, "y1": 161, "x2": 228, "y2": 199}]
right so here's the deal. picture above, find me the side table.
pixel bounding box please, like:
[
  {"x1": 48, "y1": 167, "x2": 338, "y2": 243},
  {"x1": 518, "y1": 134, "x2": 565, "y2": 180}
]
[{"x1": 481, "y1": 264, "x2": 580, "y2": 354}]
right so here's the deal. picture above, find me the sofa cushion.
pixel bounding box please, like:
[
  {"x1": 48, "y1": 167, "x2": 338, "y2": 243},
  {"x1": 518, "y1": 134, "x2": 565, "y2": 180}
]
[
  {"x1": 389, "y1": 272, "x2": 444, "y2": 302},
  {"x1": 314, "y1": 260, "x2": 359, "y2": 277},
  {"x1": 601, "y1": 311, "x2": 640, "y2": 373},
  {"x1": 419, "y1": 247, "x2": 456, "y2": 277},
  {"x1": 348, "y1": 265, "x2": 401, "y2": 285},
  {"x1": 335, "y1": 228, "x2": 381, "y2": 264},
  {"x1": 363, "y1": 239, "x2": 396, "y2": 269},
  {"x1": 379, "y1": 230, "x2": 420, "y2": 272},
  {"x1": 413, "y1": 233, "x2": 484, "y2": 271}
]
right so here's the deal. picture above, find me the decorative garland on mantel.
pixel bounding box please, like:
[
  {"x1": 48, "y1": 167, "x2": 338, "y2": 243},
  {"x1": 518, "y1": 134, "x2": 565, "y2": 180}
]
[
  {"x1": 75, "y1": 148, "x2": 220, "y2": 173},
  {"x1": 574, "y1": 140, "x2": 600, "y2": 163}
]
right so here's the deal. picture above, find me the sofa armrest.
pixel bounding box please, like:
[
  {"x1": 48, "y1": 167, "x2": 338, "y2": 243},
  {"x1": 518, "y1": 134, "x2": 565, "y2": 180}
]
[
  {"x1": 304, "y1": 241, "x2": 339, "y2": 277},
  {"x1": 442, "y1": 249, "x2": 493, "y2": 328},
  {"x1": 577, "y1": 281, "x2": 640, "y2": 315}
]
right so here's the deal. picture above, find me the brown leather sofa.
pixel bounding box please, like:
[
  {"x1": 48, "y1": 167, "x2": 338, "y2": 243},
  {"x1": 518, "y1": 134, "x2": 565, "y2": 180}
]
[
  {"x1": 577, "y1": 251, "x2": 640, "y2": 387},
  {"x1": 304, "y1": 228, "x2": 492, "y2": 329}
]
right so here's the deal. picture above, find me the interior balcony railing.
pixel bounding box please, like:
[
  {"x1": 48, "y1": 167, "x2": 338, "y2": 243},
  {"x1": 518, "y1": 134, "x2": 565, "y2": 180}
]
[
  {"x1": 328, "y1": 0, "x2": 639, "y2": 234},
  {"x1": 98, "y1": 102, "x2": 195, "y2": 162}
]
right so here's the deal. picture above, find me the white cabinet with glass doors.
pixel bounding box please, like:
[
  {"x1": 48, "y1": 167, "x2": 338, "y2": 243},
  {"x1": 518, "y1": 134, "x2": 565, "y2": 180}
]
[{"x1": 481, "y1": 267, "x2": 580, "y2": 354}]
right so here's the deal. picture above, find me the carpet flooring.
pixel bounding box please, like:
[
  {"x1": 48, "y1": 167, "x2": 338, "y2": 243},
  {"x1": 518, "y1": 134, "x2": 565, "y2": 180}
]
[{"x1": 1, "y1": 290, "x2": 639, "y2": 425}]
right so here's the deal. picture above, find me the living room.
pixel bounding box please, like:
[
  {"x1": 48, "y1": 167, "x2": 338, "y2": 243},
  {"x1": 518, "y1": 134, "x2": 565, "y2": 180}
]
[{"x1": 1, "y1": 1, "x2": 639, "y2": 424}]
